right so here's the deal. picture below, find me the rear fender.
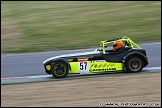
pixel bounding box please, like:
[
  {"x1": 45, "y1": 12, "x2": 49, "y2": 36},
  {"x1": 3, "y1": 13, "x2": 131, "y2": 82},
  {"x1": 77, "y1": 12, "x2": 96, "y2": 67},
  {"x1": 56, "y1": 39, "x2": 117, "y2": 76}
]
[{"x1": 122, "y1": 51, "x2": 148, "y2": 66}]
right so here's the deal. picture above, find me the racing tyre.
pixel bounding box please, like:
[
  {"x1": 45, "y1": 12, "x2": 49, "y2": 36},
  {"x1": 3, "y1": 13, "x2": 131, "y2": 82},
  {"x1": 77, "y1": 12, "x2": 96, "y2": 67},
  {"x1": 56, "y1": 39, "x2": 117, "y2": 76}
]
[
  {"x1": 51, "y1": 61, "x2": 68, "y2": 78},
  {"x1": 126, "y1": 56, "x2": 143, "y2": 72}
]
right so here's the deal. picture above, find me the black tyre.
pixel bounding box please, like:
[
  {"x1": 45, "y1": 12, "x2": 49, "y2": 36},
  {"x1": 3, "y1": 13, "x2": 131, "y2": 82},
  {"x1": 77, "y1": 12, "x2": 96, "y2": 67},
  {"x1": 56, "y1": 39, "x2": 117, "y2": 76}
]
[
  {"x1": 51, "y1": 61, "x2": 68, "y2": 78},
  {"x1": 126, "y1": 56, "x2": 143, "y2": 72}
]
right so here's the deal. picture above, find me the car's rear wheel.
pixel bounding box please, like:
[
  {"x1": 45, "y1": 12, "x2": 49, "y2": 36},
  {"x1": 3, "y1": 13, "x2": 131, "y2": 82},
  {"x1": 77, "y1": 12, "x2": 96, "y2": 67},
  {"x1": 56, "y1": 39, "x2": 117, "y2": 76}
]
[
  {"x1": 126, "y1": 56, "x2": 143, "y2": 72},
  {"x1": 51, "y1": 61, "x2": 68, "y2": 78}
]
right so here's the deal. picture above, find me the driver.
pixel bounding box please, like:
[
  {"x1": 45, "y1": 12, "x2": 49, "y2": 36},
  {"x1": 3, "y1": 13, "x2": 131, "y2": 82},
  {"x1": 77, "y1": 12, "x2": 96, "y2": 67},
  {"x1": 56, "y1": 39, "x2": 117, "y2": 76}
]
[{"x1": 113, "y1": 41, "x2": 124, "y2": 51}]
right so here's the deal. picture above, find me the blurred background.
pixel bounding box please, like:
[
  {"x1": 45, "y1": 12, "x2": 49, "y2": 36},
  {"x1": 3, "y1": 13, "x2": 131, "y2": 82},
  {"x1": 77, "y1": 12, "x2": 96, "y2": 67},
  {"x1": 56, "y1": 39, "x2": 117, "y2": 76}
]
[
  {"x1": 1, "y1": 2, "x2": 161, "y2": 107},
  {"x1": 1, "y1": 1, "x2": 161, "y2": 54}
]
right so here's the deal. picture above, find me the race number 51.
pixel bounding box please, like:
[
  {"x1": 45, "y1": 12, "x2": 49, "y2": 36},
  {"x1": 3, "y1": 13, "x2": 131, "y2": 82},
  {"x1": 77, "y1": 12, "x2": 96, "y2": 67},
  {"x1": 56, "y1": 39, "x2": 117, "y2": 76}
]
[{"x1": 78, "y1": 62, "x2": 89, "y2": 73}]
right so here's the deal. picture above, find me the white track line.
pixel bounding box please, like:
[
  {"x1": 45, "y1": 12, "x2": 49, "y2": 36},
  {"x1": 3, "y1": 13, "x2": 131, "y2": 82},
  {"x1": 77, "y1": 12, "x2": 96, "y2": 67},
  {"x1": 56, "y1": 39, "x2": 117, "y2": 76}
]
[
  {"x1": 144, "y1": 66, "x2": 161, "y2": 70},
  {"x1": 1, "y1": 66, "x2": 161, "y2": 80}
]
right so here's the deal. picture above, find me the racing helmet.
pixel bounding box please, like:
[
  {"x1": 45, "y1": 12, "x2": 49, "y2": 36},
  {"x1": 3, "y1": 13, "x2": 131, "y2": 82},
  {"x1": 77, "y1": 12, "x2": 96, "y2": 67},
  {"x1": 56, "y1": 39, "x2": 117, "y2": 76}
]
[{"x1": 113, "y1": 41, "x2": 123, "y2": 51}]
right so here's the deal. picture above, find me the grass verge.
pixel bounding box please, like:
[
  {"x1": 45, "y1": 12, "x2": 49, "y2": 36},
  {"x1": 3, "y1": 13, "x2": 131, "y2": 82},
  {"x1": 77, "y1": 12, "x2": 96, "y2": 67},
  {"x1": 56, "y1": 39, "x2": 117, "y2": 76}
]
[{"x1": 1, "y1": 1, "x2": 161, "y2": 53}]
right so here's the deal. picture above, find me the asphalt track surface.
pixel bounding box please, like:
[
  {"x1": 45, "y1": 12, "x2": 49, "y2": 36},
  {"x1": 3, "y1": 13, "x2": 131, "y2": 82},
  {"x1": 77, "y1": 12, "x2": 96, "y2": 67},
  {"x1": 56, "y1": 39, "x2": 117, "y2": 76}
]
[{"x1": 1, "y1": 42, "x2": 161, "y2": 78}]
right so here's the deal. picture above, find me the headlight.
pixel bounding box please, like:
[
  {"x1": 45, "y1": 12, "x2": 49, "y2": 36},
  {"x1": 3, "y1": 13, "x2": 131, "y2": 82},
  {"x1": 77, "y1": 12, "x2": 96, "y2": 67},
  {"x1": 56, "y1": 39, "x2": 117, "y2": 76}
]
[{"x1": 46, "y1": 65, "x2": 51, "y2": 71}]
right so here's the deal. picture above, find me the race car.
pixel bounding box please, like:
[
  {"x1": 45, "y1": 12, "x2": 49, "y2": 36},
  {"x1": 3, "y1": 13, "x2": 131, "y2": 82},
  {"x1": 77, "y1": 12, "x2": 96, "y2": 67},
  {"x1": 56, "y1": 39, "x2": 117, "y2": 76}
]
[{"x1": 43, "y1": 36, "x2": 148, "y2": 78}]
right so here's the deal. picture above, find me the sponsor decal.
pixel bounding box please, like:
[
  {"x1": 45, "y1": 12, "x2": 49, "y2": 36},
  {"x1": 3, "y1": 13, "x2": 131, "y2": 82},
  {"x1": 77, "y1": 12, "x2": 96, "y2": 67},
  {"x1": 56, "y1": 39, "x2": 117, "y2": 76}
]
[
  {"x1": 92, "y1": 60, "x2": 106, "y2": 62},
  {"x1": 89, "y1": 68, "x2": 116, "y2": 72},
  {"x1": 94, "y1": 64, "x2": 98, "y2": 68},
  {"x1": 103, "y1": 63, "x2": 107, "y2": 68},
  {"x1": 91, "y1": 63, "x2": 115, "y2": 68},
  {"x1": 77, "y1": 58, "x2": 88, "y2": 62},
  {"x1": 98, "y1": 64, "x2": 103, "y2": 68}
]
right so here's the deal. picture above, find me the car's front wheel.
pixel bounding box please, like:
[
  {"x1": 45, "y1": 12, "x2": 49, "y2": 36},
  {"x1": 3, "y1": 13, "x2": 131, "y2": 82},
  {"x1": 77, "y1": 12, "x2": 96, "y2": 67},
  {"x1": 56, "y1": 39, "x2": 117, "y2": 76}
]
[
  {"x1": 51, "y1": 61, "x2": 68, "y2": 78},
  {"x1": 126, "y1": 56, "x2": 143, "y2": 72}
]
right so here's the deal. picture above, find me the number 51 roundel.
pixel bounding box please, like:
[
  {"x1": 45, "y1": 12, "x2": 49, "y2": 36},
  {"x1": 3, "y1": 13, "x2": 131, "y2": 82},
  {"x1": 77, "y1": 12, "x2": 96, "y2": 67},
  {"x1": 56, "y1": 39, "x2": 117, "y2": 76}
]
[{"x1": 78, "y1": 58, "x2": 89, "y2": 73}]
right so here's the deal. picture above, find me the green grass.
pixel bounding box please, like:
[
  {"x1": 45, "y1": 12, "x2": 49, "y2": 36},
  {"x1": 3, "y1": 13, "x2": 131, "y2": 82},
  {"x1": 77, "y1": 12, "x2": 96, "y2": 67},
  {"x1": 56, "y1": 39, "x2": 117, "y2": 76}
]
[{"x1": 1, "y1": 1, "x2": 161, "y2": 53}]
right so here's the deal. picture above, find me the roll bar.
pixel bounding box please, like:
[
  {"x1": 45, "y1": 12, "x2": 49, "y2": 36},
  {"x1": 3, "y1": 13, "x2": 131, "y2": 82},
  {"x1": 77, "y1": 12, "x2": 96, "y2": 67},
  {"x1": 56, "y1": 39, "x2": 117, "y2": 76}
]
[{"x1": 100, "y1": 36, "x2": 141, "y2": 54}]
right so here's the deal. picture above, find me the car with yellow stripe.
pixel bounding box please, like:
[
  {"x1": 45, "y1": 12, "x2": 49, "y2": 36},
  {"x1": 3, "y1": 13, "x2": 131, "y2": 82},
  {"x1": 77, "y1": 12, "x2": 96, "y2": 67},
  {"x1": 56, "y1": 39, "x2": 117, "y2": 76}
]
[{"x1": 43, "y1": 36, "x2": 148, "y2": 78}]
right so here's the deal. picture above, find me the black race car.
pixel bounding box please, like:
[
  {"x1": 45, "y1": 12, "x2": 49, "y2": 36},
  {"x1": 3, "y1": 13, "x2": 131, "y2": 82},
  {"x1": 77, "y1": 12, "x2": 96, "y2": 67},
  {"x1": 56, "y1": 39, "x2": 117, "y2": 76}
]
[{"x1": 43, "y1": 36, "x2": 148, "y2": 78}]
